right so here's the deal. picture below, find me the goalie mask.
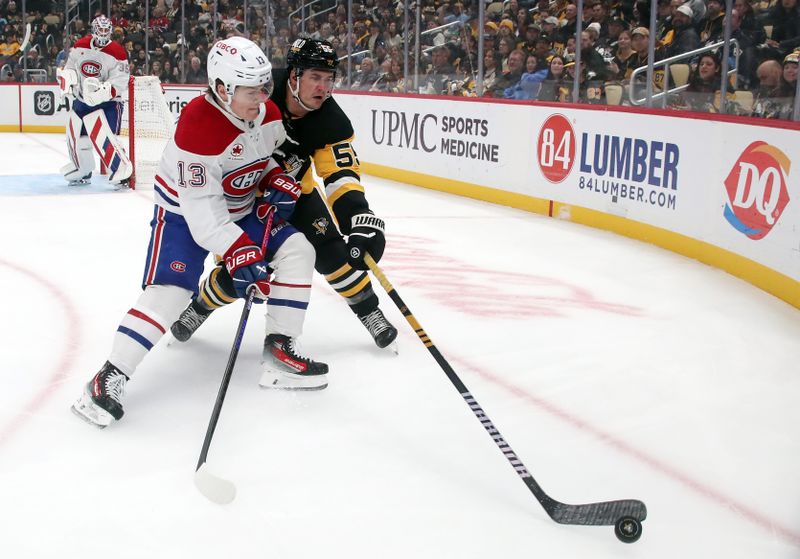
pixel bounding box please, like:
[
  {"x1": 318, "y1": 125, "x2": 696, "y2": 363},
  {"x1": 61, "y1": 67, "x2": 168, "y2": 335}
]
[
  {"x1": 91, "y1": 16, "x2": 113, "y2": 48},
  {"x1": 207, "y1": 37, "x2": 273, "y2": 118}
]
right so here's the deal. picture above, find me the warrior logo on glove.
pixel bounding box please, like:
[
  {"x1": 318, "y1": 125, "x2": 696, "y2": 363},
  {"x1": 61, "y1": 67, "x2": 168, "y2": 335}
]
[{"x1": 347, "y1": 212, "x2": 386, "y2": 270}]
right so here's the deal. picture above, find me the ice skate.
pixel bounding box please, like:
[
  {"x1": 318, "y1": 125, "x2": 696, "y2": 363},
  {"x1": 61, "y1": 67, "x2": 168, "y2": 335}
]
[
  {"x1": 170, "y1": 300, "x2": 213, "y2": 342},
  {"x1": 67, "y1": 174, "x2": 92, "y2": 187},
  {"x1": 71, "y1": 361, "x2": 128, "y2": 428},
  {"x1": 260, "y1": 334, "x2": 328, "y2": 390},
  {"x1": 358, "y1": 307, "x2": 398, "y2": 352}
]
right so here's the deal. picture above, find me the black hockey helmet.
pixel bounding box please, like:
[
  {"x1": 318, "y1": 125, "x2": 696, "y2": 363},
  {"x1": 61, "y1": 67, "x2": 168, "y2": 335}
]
[{"x1": 287, "y1": 38, "x2": 339, "y2": 73}]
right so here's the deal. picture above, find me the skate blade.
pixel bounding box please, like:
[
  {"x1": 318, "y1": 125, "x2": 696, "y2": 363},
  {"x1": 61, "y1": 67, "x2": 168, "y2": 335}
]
[
  {"x1": 194, "y1": 463, "x2": 236, "y2": 505},
  {"x1": 259, "y1": 368, "x2": 328, "y2": 391},
  {"x1": 384, "y1": 340, "x2": 399, "y2": 355},
  {"x1": 70, "y1": 390, "x2": 113, "y2": 428}
]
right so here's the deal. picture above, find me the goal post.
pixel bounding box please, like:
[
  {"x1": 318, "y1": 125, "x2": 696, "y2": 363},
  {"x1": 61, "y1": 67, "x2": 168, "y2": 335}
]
[{"x1": 118, "y1": 76, "x2": 175, "y2": 189}]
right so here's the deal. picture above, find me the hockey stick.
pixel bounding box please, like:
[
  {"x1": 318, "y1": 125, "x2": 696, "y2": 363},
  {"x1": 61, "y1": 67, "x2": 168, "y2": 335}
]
[
  {"x1": 364, "y1": 254, "x2": 647, "y2": 543},
  {"x1": 194, "y1": 207, "x2": 276, "y2": 504},
  {"x1": 19, "y1": 24, "x2": 32, "y2": 54}
]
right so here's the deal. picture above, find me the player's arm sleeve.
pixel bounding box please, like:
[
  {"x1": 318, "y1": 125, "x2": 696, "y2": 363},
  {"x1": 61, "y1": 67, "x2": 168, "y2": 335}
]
[
  {"x1": 106, "y1": 56, "x2": 130, "y2": 99},
  {"x1": 171, "y1": 148, "x2": 250, "y2": 256},
  {"x1": 312, "y1": 135, "x2": 371, "y2": 234}
]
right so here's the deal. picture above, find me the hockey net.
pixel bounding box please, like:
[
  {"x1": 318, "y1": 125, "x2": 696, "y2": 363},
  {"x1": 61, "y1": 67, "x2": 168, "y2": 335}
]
[{"x1": 119, "y1": 76, "x2": 175, "y2": 189}]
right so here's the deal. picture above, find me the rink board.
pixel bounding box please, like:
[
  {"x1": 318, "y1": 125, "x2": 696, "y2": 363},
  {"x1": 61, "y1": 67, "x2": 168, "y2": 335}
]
[{"x1": 3, "y1": 83, "x2": 797, "y2": 307}]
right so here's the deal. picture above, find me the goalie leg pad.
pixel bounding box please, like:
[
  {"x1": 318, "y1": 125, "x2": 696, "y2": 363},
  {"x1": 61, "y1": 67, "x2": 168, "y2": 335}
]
[
  {"x1": 83, "y1": 107, "x2": 132, "y2": 183},
  {"x1": 62, "y1": 112, "x2": 95, "y2": 182}
]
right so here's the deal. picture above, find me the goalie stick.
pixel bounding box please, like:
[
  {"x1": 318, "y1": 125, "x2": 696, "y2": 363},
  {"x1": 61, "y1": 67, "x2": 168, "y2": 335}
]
[
  {"x1": 364, "y1": 254, "x2": 647, "y2": 543},
  {"x1": 194, "y1": 207, "x2": 276, "y2": 504}
]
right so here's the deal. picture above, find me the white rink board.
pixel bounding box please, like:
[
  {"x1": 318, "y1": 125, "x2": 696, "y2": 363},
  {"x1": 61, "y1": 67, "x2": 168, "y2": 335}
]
[{"x1": 337, "y1": 93, "x2": 800, "y2": 284}]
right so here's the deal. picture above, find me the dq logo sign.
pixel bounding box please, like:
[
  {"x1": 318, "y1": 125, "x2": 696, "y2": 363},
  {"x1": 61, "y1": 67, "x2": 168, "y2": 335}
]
[
  {"x1": 80, "y1": 61, "x2": 101, "y2": 77},
  {"x1": 537, "y1": 114, "x2": 575, "y2": 183},
  {"x1": 723, "y1": 141, "x2": 791, "y2": 240}
]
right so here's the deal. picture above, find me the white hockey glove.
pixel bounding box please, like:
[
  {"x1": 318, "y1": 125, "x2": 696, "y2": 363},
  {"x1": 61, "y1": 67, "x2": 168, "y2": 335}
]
[
  {"x1": 83, "y1": 77, "x2": 113, "y2": 105},
  {"x1": 56, "y1": 67, "x2": 78, "y2": 101}
]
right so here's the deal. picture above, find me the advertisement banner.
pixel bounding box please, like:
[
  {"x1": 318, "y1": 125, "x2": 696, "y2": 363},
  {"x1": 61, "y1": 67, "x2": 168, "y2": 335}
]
[
  {"x1": 338, "y1": 92, "x2": 799, "y2": 285},
  {"x1": 0, "y1": 84, "x2": 20, "y2": 131}
]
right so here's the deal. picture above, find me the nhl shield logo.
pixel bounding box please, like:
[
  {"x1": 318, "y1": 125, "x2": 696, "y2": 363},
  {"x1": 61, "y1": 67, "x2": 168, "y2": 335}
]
[
  {"x1": 34, "y1": 91, "x2": 55, "y2": 115},
  {"x1": 312, "y1": 217, "x2": 330, "y2": 235}
]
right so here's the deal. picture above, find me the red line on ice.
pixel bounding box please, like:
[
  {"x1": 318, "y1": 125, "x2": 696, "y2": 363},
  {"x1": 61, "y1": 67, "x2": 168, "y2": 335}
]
[{"x1": 0, "y1": 259, "x2": 82, "y2": 446}]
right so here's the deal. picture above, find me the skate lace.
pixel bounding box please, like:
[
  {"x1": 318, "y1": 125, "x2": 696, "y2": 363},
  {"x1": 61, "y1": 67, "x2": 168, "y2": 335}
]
[
  {"x1": 102, "y1": 371, "x2": 127, "y2": 403},
  {"x1": 359, "y1": 309, "x2": 390, "y2": 337},
  {"x1": 284, "y1": 338, "x2": 312, "y2": 363},
  {"x1": 180, "y1": 306, "x2": 208, "y2": 332}
]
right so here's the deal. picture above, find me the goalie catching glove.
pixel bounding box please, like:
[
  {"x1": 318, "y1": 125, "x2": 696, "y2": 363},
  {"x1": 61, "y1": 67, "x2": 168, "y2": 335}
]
[
  {"x1": 347, "y1": 212, "x2": 386, "y2": 270},
  {"x1": 83, "y1": 77, "x2": 113, "y2": 106},
  {"x1": 223, "y1": 234, "x2": 271, "y2": 299}
]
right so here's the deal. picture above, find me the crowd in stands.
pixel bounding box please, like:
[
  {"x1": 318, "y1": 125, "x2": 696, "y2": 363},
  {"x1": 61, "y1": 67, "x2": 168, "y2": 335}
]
[{"x1": 0, "y1": 0, "x2": 797, "y2": 119}]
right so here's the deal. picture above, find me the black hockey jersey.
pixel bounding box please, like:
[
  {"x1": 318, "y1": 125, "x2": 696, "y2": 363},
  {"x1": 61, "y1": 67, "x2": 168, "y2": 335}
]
[{"x1": 270, "y1": 68, "x2": 370, "y2": 233}]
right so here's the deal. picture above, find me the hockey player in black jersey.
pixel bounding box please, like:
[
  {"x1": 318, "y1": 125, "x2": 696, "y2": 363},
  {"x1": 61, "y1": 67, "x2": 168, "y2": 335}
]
[{"x1": 171, "y1": 38, "x2": 398, "y2": 357}]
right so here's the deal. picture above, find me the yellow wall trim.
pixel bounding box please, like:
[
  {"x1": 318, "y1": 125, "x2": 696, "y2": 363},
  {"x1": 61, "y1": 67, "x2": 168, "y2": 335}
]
[
  {"x1": 0, "y1": 125, "x2": 20, "y2": 132},
  {"x1": 363, "y1": 162, "x2": 800, "y2": 310},
  {"x1": 21, "y1": 125, "x2": 65, "y2": 133}
]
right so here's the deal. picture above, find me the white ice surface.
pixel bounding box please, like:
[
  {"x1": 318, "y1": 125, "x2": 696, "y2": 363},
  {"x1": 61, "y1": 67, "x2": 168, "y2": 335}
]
[{"x1": 1, "y1": 133, "x2": 799, "y2": 558}]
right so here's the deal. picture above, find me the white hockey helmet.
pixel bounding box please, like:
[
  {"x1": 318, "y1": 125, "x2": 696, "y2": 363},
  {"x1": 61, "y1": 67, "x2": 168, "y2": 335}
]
[
  {"x1": 91, "y1": 15, "x2": 113, "y2": 48},
  {"x1": 207, "y1": 37, "x2": 273, "y2": 108}
]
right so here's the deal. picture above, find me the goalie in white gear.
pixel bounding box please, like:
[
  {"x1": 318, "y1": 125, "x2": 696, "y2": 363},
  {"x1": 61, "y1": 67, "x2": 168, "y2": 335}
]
[
  {"x1": 71, "y1": 37, "x2": 328, "y2": 429},
  {"x1": 57, "y1": 15, "x2": 132, "y2": 187}
]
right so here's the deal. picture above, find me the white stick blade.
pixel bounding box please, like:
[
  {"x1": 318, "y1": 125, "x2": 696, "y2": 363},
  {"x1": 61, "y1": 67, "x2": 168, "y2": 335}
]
[{"x1": 194, "y1": 463, "x2": 236, "y2": 504}]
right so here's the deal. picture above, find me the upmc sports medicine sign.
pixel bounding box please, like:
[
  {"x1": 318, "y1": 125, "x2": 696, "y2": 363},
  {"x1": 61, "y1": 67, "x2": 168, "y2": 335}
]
[{"x1": 723, "y1": 141, "x2": 791, "y2": 240}]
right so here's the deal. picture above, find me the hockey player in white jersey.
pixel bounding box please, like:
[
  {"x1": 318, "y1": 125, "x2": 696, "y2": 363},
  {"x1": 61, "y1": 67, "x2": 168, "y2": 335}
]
[
  {"x1": 57, "y1": 15, "x2": 132, "y2": 187},
  {"x1": 71, "y1": 37, "x2": 327, "y2": 429}
]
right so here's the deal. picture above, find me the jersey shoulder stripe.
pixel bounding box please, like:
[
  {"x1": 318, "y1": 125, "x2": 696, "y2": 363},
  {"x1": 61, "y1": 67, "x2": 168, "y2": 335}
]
[
  {"x1": 74, "y1": 36, "x2": 93, "y2": 49},
  {"x1": 102, "y1": 41, "x2": 128, "y2": 62},
  {"x1": 174, "y1": 96, "x2": 241, "y2": 156},
  {"x1": 261, "y1": 99, "x2": 281, "y2": 125}
]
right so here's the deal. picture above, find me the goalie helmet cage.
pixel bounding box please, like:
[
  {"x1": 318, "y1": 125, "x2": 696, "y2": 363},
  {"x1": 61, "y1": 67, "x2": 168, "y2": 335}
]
[{"x1": 118, "y1": 75, "x2": 175, "y2": 189}]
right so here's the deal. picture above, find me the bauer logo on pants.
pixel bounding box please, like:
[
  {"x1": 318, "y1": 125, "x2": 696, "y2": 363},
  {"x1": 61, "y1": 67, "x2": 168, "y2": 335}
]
[
  {"x1": 34, "y1": 91, "x2": 55, "y2": 116},
  {"x1": 723, "y1": 141, "x2": 791, "y2": 240}
]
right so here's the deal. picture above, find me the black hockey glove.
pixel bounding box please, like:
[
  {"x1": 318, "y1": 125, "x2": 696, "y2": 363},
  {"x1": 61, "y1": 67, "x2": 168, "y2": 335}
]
[{"x1": 347, "y1": 212, "x2": 385, "y2": 270}]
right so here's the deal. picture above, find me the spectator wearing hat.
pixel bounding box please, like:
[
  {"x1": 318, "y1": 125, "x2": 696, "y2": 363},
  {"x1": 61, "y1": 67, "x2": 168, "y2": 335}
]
[
  {"x1": 699, "y1": 0, "x2": 726, "y2": 45},
  {"x1": 522, "y1": 23, "x2": 542, "y2": 52},
  {"x1": 781, "y1": 49, "x2": 798, "y2": 92},
  {"x1": 683, "y1": 0, "x2": 707, "y2": 23},
  {"x1": 666, "y1": 4, "x2": 700, "y2": 57},
  {"x1": 533, "y1": 37, "x2": 554, "y2": 71},
  {"x1": 541, "y1": 16, "x2": 560, "y2": 40}
]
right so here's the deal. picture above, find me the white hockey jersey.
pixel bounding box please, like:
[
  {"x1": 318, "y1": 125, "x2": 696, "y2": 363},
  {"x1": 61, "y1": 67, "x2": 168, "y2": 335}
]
[
  {"x1": 153, "y1": 94, "x2": 286, "y2": 257},
  {"x1": 65, "y1": 36, "x2": 129, "y2": 104}
]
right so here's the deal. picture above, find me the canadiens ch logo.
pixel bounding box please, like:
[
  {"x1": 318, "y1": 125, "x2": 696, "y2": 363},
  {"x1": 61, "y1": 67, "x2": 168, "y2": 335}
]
[
  {"x1": 230, "y1": 143, "x2": 244, "y2": 158},
  {"x1": 170, "y1": 261, "x2": 187, "y2": 272},
  {"x1": 312, "y1": 217, "x2": 329, "y2": 235},
  {"x1": 80, "y1": 61, "x2": 101, "y2": 77}
]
